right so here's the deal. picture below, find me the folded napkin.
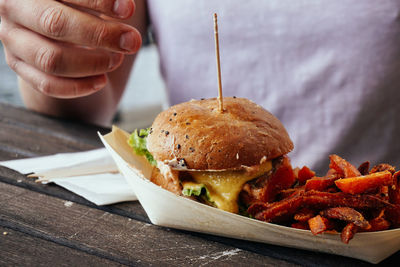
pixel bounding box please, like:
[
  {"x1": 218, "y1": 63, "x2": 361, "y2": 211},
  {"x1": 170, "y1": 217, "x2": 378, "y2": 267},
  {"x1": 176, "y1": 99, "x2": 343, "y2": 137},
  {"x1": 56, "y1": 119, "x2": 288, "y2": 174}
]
[{"x1": 0, "y1": 148, "x2": 137, "y2": 205}]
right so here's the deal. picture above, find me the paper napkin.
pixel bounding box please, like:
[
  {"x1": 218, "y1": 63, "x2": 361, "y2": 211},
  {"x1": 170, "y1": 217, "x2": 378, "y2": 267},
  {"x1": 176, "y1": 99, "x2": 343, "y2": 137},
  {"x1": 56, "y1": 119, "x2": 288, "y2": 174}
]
[{"x1": 0, "y1": 148, "x2": 137, "y2": 205}]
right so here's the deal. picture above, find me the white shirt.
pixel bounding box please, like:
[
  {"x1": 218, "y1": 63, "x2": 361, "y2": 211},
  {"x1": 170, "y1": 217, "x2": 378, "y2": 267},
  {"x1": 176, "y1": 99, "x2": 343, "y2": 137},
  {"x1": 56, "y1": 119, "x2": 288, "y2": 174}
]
[{"x1": 147, "y1": 0, "x2": 400, "y2": 173}]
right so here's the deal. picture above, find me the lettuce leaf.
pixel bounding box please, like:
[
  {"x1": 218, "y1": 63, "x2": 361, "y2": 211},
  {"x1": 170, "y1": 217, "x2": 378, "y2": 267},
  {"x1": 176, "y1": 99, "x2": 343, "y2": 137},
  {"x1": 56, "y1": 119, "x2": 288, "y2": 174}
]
[
  {"x1": 182, "y1": 183, "x2": 214, "y2": 204},
  {"x1": 128, "y1": 128, "x2": 156, "y2": 166}
]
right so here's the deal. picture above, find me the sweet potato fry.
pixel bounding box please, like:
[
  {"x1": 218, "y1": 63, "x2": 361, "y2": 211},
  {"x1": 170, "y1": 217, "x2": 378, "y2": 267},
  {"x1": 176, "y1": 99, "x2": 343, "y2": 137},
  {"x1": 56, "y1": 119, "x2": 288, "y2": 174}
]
[
  {"x1": 335, "y1": 171, "x2": 393, "y2": 194},
  {"x1": 246, "y1": 202, "x2": 269, "y2": 217},
  {"x1": 302, "y1": 190, "x2": 390, "y2": 210},
  {"x1": 377, "y1": 185, "x2": 389, "y2": 202},
  {"x1": 389, "y1": 170, "x2": 400, "y2": 204},
  {"x1": 366, "y1": 217, "x2": 391, "y2": 232},
  {"x1": 393, "y1": 170, "x2": 400, "y2": 184},
  {"x1": 320, "y1": 207, "x2": 370, "y2": 229},
  {"x1": 326, "y1": 187, "x2": 339, "y2": 193},
  {"x1": 341, "y1": 223, "x2": 357, "y2": 244},
  {"x1": 370, "y1": 163, "x2": 396, "y2": 174},
  {"x1": 261, "y1": 156, "x2": 296, "y2": 203},
  {"x1": 369, "y1": 209, "x2": 385, "y2": 221},
  {"x1": 305, "y1": 175, "x2": 338, "y2": 192},
  {"x1": 248, "y1": 191, "x2": 304, "y2": 222},
  {"x1": 329, "y1": 154, "x2": 361, "y2": 178},
  {"x1": 294, "y1": 208, "x2": 315, "y2": 222},
  {"x1": 358, "y1": 161, "x2": 370, "y2": 176},
  {"x1": 385, "y1": 205, "x2": 400, "y2": 227},
  {"x1": 308, "y1": 215, "x2": 334, "y2": 235},
  {"x1": 379, "y1": 185, "x2": 389, "y2": 195},
  {"x1": 247, "y1": 154, "x2": 399, "y2": 244},
  {"x1": 298, "y1": 166, "x2": 315, "y2": 184},
  {"x1": 291, "y1": 221, "x2": 309, "y2": 230},
  {"x1": 277, "y1": 187, "x2": 302, "y2": 199}
]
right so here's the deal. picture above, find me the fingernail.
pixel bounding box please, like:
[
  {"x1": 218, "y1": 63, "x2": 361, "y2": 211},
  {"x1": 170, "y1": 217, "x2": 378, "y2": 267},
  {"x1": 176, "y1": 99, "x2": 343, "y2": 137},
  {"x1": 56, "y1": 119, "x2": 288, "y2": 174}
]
[
  {"x1": 113, "y1": 0, "x2": 132, "y2": 18},
  {"x1": 120, "y1": 31, "x2": 138, "y2": 52},
  {"x1": 94, "y1": 75, "x2": 107, "y2": 90},
  {"x1": 109, "y1": 53, "x2": 122, "y2": 70}
]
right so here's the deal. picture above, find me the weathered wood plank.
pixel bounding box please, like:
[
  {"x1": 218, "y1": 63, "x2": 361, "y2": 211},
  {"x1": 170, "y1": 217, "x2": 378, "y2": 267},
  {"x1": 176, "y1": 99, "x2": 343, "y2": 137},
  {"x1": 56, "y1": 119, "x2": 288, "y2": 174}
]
[
  {"x1": 0, "y1": 122, "x2": 91, "y2": 156},
  {"x1": 0, "y1": 104, "x2": 109, "y2": 143},
  {"x1": 0, "y1": 166, "x2": 150, "y2": 222},
  {"x1": 0, "y1": 104, "x2": 107, "y2": 161},
  {"x1": 0, "y1": 227, "x2": 123, "y2": 267},
  {"x1": 0, "y1": 182, "x2": 296, "y2": 266},
  {"x1": 0, "y1": 103, "x2": 150, "y2": 221},
  {"x1": 0, "y1": 104, "x2": 151, "y2": 221}
]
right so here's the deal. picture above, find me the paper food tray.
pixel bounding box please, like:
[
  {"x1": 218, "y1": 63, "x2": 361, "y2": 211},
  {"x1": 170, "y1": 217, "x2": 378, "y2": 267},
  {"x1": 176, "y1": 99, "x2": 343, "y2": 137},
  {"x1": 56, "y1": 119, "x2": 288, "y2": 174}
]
[{"x1": 99, "y1": 127, "x2": 400, "y2": 264}]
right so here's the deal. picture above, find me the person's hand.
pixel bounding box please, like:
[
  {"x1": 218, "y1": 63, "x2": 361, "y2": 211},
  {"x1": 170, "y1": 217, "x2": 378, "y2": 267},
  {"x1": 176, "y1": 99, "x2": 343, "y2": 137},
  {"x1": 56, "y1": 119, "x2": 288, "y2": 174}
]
[{"x1": 0, "y1": 0, "x2": 142, "y2": 98}]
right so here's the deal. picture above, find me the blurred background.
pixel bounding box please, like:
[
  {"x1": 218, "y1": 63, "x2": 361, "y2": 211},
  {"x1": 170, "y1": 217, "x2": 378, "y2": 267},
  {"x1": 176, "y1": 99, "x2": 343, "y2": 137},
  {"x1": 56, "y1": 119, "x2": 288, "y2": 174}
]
[{"x1": 0, "y1": 41, "x2": 168, "y2": 131}]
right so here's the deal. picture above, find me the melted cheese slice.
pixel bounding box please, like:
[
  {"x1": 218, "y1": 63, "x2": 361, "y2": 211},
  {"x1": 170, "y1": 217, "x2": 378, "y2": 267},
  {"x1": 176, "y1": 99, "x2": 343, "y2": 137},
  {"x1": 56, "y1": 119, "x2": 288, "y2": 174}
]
[{"x1": 185, "y1": 160, "x2": 272, "y2": 213}]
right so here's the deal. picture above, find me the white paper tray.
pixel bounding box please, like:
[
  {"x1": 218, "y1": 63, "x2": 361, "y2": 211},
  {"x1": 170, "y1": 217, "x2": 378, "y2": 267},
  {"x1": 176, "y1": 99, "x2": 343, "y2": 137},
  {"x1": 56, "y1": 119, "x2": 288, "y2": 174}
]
[{"x1": 99, "y1": 127, "x2": 400, "y2": 264}]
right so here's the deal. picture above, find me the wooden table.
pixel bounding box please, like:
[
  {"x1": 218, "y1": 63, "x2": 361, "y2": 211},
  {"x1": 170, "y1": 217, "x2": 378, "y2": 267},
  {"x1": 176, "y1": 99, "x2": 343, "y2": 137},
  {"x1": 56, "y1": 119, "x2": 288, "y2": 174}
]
[{"x1": 0, "y1": 103, "x2": 398, "y2": 266}]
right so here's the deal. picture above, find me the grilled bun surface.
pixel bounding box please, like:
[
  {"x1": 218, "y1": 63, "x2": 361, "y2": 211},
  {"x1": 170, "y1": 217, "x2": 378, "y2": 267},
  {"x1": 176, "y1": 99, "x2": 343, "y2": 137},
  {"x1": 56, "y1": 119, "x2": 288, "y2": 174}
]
[{"x1": 147, "y1": 97, "x2": 293, "y2": 170}]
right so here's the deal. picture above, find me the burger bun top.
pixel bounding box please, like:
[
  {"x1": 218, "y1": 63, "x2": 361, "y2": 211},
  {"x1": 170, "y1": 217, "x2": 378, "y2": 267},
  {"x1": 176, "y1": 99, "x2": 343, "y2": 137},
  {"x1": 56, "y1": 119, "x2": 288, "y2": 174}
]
[{"x1": 147, "y1": 97, "x2": 293, "y2": 170}]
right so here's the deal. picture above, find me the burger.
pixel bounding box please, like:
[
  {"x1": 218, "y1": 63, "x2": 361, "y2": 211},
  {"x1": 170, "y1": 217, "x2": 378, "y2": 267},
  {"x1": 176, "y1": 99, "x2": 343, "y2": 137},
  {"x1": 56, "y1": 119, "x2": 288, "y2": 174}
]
[{"x1": 128, "y1": 97, "x2": 295, "y2": 214}]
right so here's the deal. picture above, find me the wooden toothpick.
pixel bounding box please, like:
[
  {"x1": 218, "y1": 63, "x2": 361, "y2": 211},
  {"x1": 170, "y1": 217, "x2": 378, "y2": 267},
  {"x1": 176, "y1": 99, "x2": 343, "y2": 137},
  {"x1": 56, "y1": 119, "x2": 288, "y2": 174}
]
[{"x1": 213, "y1": 13, "x2": 223, "y2": 113}]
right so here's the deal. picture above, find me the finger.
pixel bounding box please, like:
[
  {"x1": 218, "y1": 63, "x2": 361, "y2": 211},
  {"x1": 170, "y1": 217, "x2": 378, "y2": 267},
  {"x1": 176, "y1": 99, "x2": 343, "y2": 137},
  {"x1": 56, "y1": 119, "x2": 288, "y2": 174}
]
[
  {"x1": 4, "y1": 49, "x2": 107, "y2": 99},
  {"x1": 61, "y1": 0, "x2": 135, "y2": 19},
  {"x1": 3, "y1": 25, "x2": 124, "y2": 78},
  {"x1": 0, "y1": 0, "x2": 142, "y2": 53}
]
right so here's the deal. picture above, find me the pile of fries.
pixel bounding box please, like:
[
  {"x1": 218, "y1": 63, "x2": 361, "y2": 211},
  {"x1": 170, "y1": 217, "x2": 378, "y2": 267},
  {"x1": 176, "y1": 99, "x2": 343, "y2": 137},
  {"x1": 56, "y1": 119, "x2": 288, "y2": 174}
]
[{"x1": 247, "y1": 155, "x2": 400, "y2": 243}]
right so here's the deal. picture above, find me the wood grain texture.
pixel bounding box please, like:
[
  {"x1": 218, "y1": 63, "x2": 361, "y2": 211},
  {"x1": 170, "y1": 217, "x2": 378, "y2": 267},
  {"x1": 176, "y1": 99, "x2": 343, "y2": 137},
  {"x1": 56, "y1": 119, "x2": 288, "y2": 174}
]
[
  {"x1": 0, "y1": 104, "x2": 149, "y2": 221},
  {"x1": 0, "y1": 227, "x2": 122, "y2": 267},
  {"x1": 0, "y1": 166, "x2": 150, "y2": 223},
  {"x1": 0, "y1": 104, "x2": 107, "y2": 160},
  {"x1": 0, "y1": 182, "x2": 296, "y2": 266}
]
